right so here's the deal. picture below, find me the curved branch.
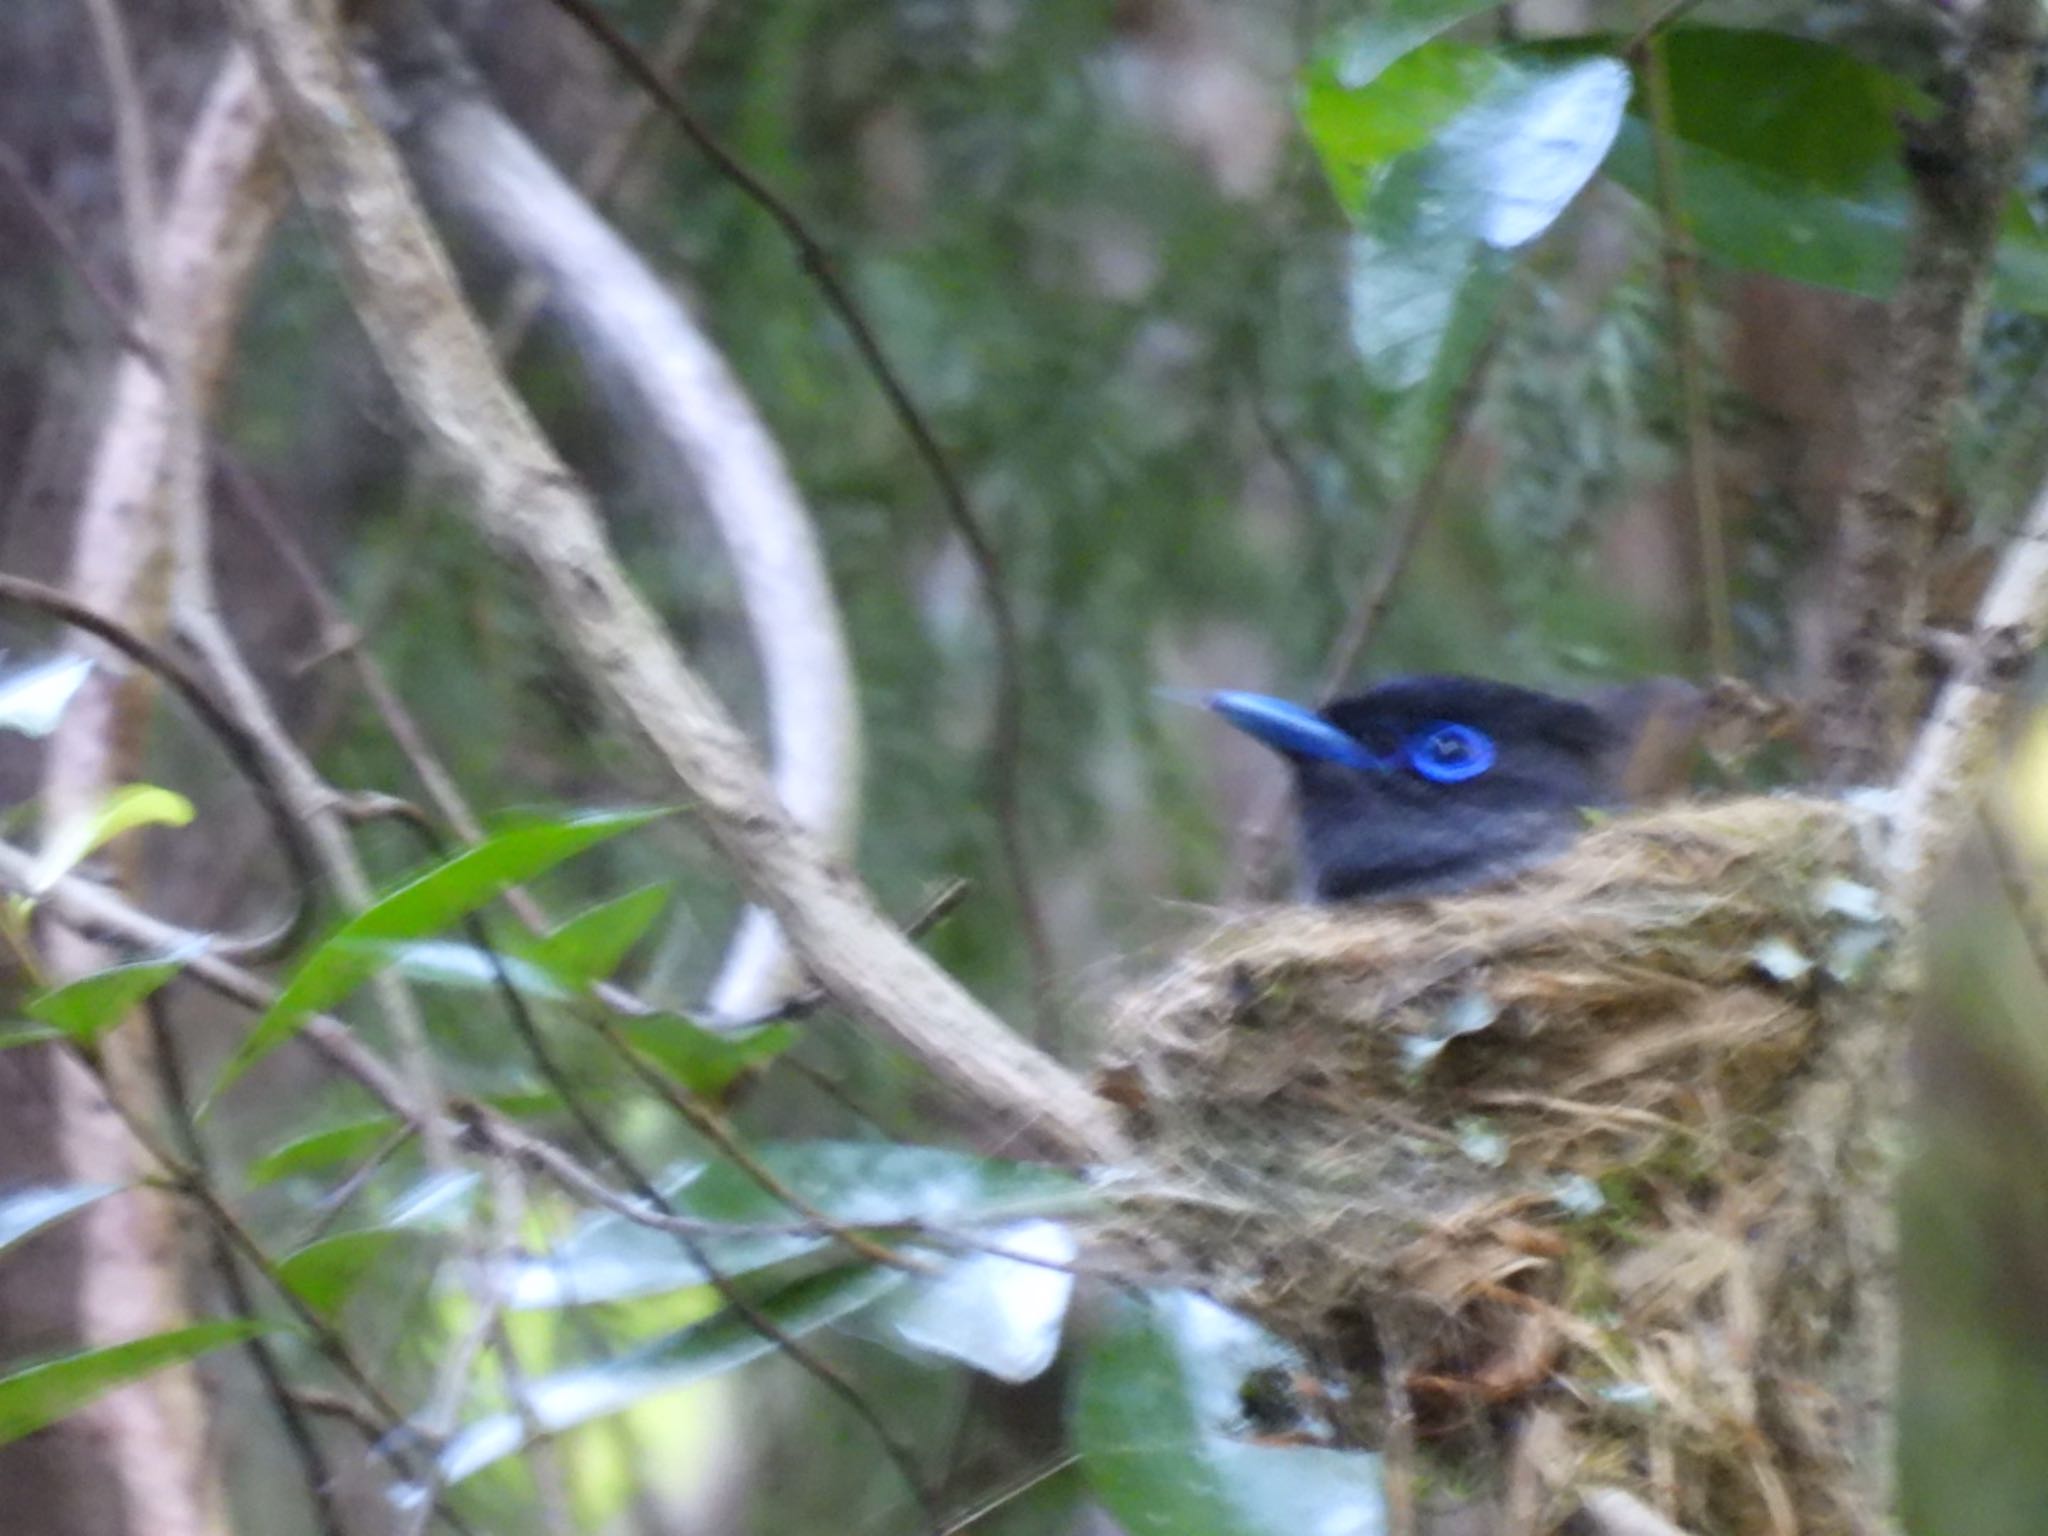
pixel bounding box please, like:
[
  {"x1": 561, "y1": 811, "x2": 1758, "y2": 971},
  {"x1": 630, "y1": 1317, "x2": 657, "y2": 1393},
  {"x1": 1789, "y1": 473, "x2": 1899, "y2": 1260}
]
[
  {"x1": 520, "y1": 0, "x2": 1062, "y2": 1027},
  {"x1": 223, "y1": 0, "x2": 1128, "y2": 1166},
  {"x1": 0, "y1": 574, "x2": 315, "y2": 958},
  {"x1": 1890, "y1": 481, "x2": 2048, "y2": 904},
  {"x1": 367, "y1": 17, "x2": 859, "y2": 1022}
]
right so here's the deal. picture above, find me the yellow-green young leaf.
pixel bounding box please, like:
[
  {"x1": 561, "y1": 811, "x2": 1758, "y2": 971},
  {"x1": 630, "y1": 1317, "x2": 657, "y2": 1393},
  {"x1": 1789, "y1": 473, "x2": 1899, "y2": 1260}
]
[
  {"x1": 29, "y1": 785, "x2": 195, "y2": 894},
  {"x1": 210, "y1": 808, "x2": 667, "y2": 1101},
  {"x1": 0, "y1": 1321, "x2": 260, "y2": 1446}
]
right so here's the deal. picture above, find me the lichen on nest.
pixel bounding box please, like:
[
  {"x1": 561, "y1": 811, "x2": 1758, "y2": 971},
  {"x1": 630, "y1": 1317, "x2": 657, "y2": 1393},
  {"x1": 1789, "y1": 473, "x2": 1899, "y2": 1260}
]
[{"x1": 1099, "y1": 795, "x2": 1896, "y2": 1533}]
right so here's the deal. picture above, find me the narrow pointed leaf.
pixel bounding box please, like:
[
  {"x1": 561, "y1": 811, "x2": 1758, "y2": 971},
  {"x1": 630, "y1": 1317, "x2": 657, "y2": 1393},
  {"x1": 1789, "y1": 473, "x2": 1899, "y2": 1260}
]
[
  {"x1": 432, "y1": 1264, "x2": 902, "y2": 1488},
  {"x1": 213, "y1": 809, "x2": 665, "y2": 1098},
  {"x1": 0, "y1": 1321, "x2": 260, "y2": 1446},
  {"x1": 249, "y1": 1091, "x2": 559, "y2": 1187},
  {"x1": 30, "y1": 785, "x2": 195, "y2": 894},
  {"x1": 616, "y1": 1014, "x2": 795, "y2": 1098},
  {"x1": 1075, "y1": 1291, "x2": 1387, "y2": 1536},
  {"x1": 278, "y1": 1229, "x2": 420, "y2": 1317},
  {"x1": 0, "y1": 1184, "x2": 121, "y2": 1257},
  {"x1": 27, "y1": 946, "x2": 202, "y2": 1045},
  {"x1": 525, "y1": 884, "x2": 671, "y2": 989}
]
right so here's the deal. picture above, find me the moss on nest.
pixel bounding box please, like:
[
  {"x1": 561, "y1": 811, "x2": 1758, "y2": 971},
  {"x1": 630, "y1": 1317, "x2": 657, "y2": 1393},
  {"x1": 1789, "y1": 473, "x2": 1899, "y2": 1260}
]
[{"x1": 1100, "y1": 796, "x2": 1896, "y2": 1534}]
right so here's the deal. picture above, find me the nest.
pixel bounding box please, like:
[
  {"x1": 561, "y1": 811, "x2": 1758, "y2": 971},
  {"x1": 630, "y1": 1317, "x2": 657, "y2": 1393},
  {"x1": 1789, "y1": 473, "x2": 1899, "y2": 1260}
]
[{"x1": 1100, "y1": 797, "x2": 1899, "y2": 1535}]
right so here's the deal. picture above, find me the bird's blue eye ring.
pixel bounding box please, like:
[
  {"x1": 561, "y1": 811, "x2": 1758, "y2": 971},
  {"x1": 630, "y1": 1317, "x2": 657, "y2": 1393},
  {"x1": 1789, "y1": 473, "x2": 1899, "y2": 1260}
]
[{"x1": 1406, "y1": 721, "x2": 1495, "y2": 784}]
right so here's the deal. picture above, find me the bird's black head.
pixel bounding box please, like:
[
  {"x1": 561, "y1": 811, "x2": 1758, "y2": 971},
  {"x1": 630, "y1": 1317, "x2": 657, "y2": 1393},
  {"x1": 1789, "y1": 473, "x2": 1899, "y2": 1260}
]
[{"x1": 1204, "y1": 675, "x2": 1663, "y2": 901}]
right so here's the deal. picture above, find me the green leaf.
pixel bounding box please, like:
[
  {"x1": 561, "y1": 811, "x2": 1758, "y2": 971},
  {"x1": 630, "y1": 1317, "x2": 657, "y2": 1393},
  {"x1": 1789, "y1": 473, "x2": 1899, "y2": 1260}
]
[
  {"x1": 525, "y1": 884, "x2": 671, "y2": 989},
  {"x1": 1643, "y1": 27, "x2": 1920, "y2": 193},
  {"x1": 27, "y1": 947, "x2": 201, "y2": 1046},
  {"x1": 248, "y1": 1091, "x2": 559, "y2": 1187},
  {"x1": 248, "y1": 1117, "x2": 400, "y2": 1186},
  {"x1": 1317, "y1": 1, "x2": 1509, "y2": 95},
  {"x1": 505, "y1": 1142, "x2": 1084, "y2": 1309},
  {"x1": 0, "y1": 1321, "x2": 260, "y2": 1446},
  {"x1": 0, "y1": 655, "x2": 92, "y2": 739},
  {"x1": 434, "y1": 1264, "x2": 903, "y2": 1487},
  {"x1": 1306, "y1": 43, "x2": 1629, "y2": 251},
  {"x1": 278, "y1": 1230, "x2": 419, "y2": 1317},
  {"x1": 29, "y1": 785, "x2": 195, "y2": 894},
  {"x1": 615, "y1": 1015, "x2": 795, "y2": 1098},
  {"x1": 212, "y1": 809, "x2": 665, "y2": 1099},
  {"x1": 1075, "y1": 1291, "x2": 1387, "y2": 1536},
  {"x1": 1306, "y1": 40, "x2": 1627, "y2": 395},
  {"x1": 1591, "y1": 27, "x2": 2048, "y2": 313},
  {"x1": 0, "y1": 1184, "x2": 121, "y2": 1257}
]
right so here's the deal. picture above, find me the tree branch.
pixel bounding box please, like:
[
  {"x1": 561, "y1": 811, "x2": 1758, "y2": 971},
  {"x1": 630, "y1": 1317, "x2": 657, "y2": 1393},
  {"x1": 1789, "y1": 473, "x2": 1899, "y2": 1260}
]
[
  {"x1": 1819, "y1": 0, "x2": 2044, "y2": 782},
  {"x1": 1891, "y1": 473, "x2": 2048, "y2": 903},
  {"x1": 220, "y1": 0, "x2": 1127, "y2": 1165},
  {"x1": 365, "y1": 10, "x2": 861, "y2": 1024}
]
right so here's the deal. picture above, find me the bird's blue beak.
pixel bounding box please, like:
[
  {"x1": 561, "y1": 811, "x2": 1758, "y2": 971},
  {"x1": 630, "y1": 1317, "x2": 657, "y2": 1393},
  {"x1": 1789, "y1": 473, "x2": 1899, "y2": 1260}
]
[{"x1": 1183, "y1": 689, "x2": 1383, "y2": 772}]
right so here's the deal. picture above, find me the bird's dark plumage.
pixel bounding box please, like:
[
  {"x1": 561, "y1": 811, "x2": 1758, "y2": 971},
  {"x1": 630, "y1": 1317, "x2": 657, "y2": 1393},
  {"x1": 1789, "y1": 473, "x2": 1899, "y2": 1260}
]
[{"x1": 1202, "y1": 675, "x2": 1697, "y2": 901}]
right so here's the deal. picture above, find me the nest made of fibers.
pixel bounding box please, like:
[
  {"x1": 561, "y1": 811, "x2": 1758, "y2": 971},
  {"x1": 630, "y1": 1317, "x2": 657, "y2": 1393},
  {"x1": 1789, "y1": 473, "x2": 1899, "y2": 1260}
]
[{"x1": 1102, "y1": 795, "x2": 1888, "y2": 1528}]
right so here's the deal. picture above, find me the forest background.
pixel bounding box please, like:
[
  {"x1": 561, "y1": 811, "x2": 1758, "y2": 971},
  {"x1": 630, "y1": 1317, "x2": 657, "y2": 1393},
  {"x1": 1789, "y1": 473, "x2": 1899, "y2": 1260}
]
[{"x1": 1, "y1": 1, "x2": 2046, "y2": 1534}]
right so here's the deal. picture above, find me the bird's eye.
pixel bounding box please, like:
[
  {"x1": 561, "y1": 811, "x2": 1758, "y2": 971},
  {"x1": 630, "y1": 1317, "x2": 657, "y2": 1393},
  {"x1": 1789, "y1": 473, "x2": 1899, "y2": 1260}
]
[{"x1": 1406, "y1": 722, "x2": 1495, "y2": 784}]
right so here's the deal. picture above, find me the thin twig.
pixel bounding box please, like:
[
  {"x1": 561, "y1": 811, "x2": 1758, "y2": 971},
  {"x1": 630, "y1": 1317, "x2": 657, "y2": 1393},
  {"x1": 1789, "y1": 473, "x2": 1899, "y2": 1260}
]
[
  {"x1": 1231, "y1": 330, "x2": 1503, "y2": 898},
  {"x1": 531, "y1": 0, "x2": 1061, "y2": 1034},
  {"x1": 297, "y1": 1124, "x2": 418, "y2": 1244},
  {"x1": 486, "y1": 0, "x2": 721, "y2": 362},
  {"x1": 1632, "y1": 7, "x2": 1735, "y2": 677},
  {"x1": 146, "y1": 994, "x2": 346, "y2": 1536},
  {"x1": 230, "y1": 0, "x2": 1130, "y2": 1163},
  {"x1": 932, "y1": 1454, "x2": 1080, "y2": 1536},
  {"x1": 0, "y1": 139, "x2": 158, "y2": 360},
  {"x1": 66, "y1": 1035, "x2": 473, "y2": 1533},
  {"x1": 452, "y1": 1033, "x2": 944, "y2": 1531},
  {"x1": 0, "y1": 572, "x2": 316, "y2": 957},
  {"x1": 478, "y1": 1166, "x2": 578, "y2": 1536},
  {"x1": 714, "y1": 878, "x2": 972, "y2": 1028},
  {"x1": 359, "y1": 812, "x2": 943, "y2": 1526}
]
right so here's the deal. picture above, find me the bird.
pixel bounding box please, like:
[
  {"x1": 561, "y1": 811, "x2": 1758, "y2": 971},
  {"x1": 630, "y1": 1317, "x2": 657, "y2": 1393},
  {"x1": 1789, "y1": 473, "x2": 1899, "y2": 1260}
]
[{"x1": 1195, "y1": 675, "x2": 1703, "y2": 901}]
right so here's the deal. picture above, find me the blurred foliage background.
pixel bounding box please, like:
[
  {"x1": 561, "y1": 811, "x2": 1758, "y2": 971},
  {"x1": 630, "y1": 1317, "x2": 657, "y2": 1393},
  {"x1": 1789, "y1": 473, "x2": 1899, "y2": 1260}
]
[{"x1": 4, "y1": 0, "x2": 2048, "y2": 1532}]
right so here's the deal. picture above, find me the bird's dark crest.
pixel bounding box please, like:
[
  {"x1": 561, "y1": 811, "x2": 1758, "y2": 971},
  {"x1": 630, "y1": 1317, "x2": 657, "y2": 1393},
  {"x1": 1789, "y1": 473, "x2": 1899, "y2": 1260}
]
[{"x1": 1200, "y1": 673, "x2": 1697, "y2": 902}]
